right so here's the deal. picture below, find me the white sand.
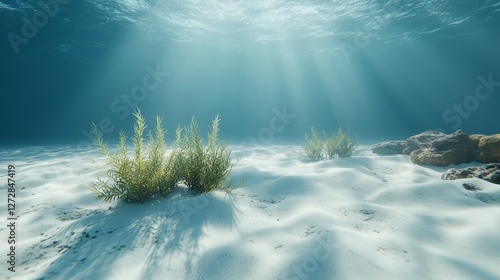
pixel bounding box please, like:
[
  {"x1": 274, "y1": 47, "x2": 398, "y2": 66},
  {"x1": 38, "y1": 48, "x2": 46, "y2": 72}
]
[{"x1": 1, "y1": 145, "x2": 500, "y2": 280}]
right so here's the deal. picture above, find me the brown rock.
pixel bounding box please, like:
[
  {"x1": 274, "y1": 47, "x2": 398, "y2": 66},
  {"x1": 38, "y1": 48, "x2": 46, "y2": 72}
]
[
  {"x1": 469, "y1": 134, "x2": 485, "y2": 146},
  {"x1": 410, "y1": 148, "x2": 469, "y2": 167},
  {"x1": 431, "y1": 130, "x2": 474, "y2": 151},
  {"x1": 409, "y1": 130, "x2": 476, "y2": 166},
  {"x1": 469, "y1": 134, "x2": 484, "y2": 161},
  {"x1": 442, "y1": 163, "x2": 500, "y2": 184},
  {"x1": 476, "y1": 134, "x2": 500, "y2": 163},
  {"x1": 403, "y1": 130, "x2": 446, "y2": 155},
  {"x1": 372, "y1": 131, "x2": 500, "y2": 166},
  {"x1": 372, "y1": 140, "x2": 406, "y2": 155}
]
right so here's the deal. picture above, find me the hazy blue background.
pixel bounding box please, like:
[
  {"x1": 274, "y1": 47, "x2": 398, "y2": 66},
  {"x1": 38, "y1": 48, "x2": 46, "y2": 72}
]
[{"x1": 1, "y1": 0, "x2": 499, "y2": 146}]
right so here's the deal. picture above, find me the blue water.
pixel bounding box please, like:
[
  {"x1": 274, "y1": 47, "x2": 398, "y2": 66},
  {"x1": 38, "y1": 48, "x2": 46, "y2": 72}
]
[{"x1": 1, "y1": 0, "x2": 499, "y2": 146}]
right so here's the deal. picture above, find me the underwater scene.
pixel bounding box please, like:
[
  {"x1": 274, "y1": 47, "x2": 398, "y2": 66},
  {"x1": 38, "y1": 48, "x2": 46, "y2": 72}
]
[{"x1": 1, "y1": 1, "x2": 500, "y2": 279}]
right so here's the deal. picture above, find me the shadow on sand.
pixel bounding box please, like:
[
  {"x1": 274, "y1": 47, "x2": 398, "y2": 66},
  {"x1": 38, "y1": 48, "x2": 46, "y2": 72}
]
[{"x1": 36, "y1": 187, "x2": 240, "y2": 279}]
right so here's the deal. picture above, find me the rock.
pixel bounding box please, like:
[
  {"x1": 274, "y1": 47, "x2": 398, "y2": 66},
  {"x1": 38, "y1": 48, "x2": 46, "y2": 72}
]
[
  {"x1": 469, "y1": 134, "x2": 485, "y2": 161},
  {"x1": 462, "y1": 183, "x2": 481, "y2": 191},
  {"x1": 469, "y1": 134, "x2": 485, "y2": 146},
  {"x1": 372, "y1": 130, "x2": 500, "y2": 166},
  {"x1": 476, "y1": 134, "x2": 500, "y2": 163},
  {"x1": 442, "y1": 163, "x2": 500, "y2": 184},
  {"x1": 441, "y1": 167, "x2": 477, "y2": 179},
  {"x1": 410, "y1": 130, "x2": 476, "y2": 166},
  {"x1": 410, "y1": 149, "x2": 467, "y2": 167},
  {"x1": 430, "y1": 130, "x2": 475, "y2": 152},
  {"x1": 372, "y1": 140, "x2": 406, "y2": 155},
  {"x1": 403, "y1": 130, "x2": 446, "y2": 155}
]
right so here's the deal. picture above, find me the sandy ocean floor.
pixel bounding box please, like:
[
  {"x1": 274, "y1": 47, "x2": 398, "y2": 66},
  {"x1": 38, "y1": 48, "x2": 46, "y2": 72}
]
[{"x1": 1, "y1": 145, "x2": 500, "y2": 280}]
